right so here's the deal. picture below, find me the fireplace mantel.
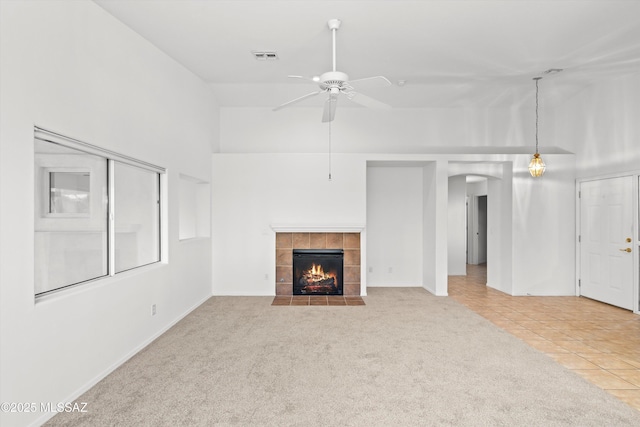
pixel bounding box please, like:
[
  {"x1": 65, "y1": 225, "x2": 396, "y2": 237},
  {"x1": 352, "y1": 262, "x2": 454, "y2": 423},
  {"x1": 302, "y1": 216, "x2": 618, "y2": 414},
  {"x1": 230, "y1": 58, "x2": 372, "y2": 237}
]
[{"x1": 271, "y1": 224, "x2": 365, "y2": 233}]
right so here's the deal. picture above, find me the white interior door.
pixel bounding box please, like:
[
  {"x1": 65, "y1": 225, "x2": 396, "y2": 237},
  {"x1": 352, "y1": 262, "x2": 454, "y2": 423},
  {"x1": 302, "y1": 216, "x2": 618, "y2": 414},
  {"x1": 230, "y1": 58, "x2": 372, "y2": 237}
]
[
  {"x1": 579, "y1": 176, "x2": 634, "y2": 310},
  {"x1": 467, "y1": 195, "x2": 487, "y2": 265},
  {"x1": 477, "y1": 195, "x2": 487, "y2": 264},
  {"x1": 467, "y1": 197, "x2": 476, "y2": 264}
]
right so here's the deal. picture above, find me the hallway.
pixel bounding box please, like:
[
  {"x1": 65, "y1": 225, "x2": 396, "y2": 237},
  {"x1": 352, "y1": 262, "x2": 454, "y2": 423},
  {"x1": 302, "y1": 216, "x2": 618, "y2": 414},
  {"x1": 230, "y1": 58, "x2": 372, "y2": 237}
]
[{"x1": 449, "y1": 264, "x2": 640, "y2": 412}]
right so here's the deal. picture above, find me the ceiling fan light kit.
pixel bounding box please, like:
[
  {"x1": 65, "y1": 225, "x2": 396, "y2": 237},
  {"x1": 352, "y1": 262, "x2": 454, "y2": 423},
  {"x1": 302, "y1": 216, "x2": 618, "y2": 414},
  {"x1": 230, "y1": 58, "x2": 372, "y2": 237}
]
[{"x1": 273, "y1": 18, "x2": 391, "y2": 122}]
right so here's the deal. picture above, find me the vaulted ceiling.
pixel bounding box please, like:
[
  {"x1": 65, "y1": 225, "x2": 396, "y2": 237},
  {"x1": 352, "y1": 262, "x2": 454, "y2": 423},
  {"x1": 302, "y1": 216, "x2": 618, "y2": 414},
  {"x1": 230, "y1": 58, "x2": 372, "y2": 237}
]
[{"x1": 95, "y1": 0, "x2": 640, "y2": 110}]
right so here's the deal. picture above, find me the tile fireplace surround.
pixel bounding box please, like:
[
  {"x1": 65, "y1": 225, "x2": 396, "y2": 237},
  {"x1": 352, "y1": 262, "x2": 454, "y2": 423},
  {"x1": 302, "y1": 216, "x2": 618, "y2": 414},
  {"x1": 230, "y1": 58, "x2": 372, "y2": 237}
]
[{"x1": 275, "y1": 232, "x2": 361, "y2": 296}]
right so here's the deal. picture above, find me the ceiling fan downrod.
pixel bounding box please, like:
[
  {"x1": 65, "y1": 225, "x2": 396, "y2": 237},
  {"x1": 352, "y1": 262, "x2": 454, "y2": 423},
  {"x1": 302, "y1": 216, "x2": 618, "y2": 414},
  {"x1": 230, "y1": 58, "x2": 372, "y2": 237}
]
[
  {"x1": 328, "y1": 19, "x2": 341, "y2": 72},
  {"x1": 321, "y1": 19, "x2": 348, "y2": 93}
]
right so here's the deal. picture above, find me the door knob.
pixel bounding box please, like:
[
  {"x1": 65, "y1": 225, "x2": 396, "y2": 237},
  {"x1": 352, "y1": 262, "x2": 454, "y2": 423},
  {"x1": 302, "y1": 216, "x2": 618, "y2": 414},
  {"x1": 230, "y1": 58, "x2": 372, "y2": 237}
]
[
  {"x1": 619, "y1": 248, "x2": 632, "y2": 253},
  {"x1": 626, "y1": 237, "x2": 632, "y2": 243}
]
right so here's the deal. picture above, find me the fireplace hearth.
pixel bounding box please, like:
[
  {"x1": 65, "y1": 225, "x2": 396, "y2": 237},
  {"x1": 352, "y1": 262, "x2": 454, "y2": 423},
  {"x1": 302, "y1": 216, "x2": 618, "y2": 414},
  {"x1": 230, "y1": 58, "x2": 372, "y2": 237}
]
[{"x1": 293, "y1": 249, "x2": 344, "y2": 295}]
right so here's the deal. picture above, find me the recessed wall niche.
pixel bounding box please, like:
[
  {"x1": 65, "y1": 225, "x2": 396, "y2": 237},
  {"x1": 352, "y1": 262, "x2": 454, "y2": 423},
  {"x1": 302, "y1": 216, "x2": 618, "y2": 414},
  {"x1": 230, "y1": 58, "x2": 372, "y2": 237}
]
[
  {"x1": 275, "y1": 232, "x2": 361, "y2": 296},
  {"x1": 179, "y1": 173, "x2": 210, "y2": 240}
]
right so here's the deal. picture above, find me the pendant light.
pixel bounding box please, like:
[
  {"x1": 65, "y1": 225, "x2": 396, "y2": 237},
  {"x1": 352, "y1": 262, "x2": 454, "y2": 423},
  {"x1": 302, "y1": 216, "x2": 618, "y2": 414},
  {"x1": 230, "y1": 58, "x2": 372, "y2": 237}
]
[{"x1": 528, "y1": 76, "x2": 546, "y2": 177}]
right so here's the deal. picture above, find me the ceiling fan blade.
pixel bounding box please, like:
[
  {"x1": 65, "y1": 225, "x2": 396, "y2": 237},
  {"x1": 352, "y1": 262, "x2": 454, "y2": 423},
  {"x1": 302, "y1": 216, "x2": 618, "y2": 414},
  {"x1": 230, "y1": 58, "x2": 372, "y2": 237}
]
[
  {"x1": 288, "y1": 75, "x2": 320, "y2": 83},
  {"x1": 321, "y1": 96, "x2": 338, "y2": 122},
  {"x1": 273, "y1": 91, "x2": 323, "y2": 111},
  {"x1": 346, "y1": 91, "x2": 391, "y2": 110},
  {"x1": 347, "y1": 75, "x2": 392, "y2": 87}
]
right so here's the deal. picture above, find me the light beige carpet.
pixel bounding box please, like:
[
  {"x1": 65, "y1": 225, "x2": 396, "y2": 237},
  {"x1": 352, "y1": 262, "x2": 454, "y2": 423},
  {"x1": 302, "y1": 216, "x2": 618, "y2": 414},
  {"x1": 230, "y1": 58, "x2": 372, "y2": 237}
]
[{"x1": 46, "y1": 288, "x2": 640, "y2": 426}]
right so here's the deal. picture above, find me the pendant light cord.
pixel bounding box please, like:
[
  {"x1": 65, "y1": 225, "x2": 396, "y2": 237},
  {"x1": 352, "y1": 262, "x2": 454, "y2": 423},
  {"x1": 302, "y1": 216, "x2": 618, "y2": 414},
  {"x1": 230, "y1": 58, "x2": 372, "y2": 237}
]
[{"x1": 534, "y1": 77, "x2": 541, "y2": 155}]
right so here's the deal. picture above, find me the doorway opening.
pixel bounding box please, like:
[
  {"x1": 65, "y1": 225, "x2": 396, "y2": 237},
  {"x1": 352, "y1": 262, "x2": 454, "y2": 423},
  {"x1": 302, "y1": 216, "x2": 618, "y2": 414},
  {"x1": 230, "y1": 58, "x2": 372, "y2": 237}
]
[{"x1": 467, "y1": 194, "x2": 487, "y2": 266}]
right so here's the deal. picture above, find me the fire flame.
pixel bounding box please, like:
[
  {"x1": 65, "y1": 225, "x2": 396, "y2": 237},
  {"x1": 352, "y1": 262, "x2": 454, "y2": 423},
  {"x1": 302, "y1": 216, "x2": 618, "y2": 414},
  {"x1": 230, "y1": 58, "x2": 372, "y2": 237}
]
[
  {"x1": 303, "y1": 263, "x2": 335, "y2": 283},
  {"x1": 310, "y1": 263, "x2": 323, "y2": 277}
]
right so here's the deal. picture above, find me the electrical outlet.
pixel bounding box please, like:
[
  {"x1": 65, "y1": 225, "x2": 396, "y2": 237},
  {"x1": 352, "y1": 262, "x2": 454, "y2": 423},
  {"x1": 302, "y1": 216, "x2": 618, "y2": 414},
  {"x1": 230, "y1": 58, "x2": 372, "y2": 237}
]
[
  {"x1": 264, "y1": 273, "x2": 269, "y2": 280},
  {"x1": 388, "y1": 267, "x2": 393, "y2": 273},
  {"x1": 368, "y1": 267, "x2": 373, "y2": 273},
  {"x1": 152, "y1": 304, "x2": 156, "y2": 316}
]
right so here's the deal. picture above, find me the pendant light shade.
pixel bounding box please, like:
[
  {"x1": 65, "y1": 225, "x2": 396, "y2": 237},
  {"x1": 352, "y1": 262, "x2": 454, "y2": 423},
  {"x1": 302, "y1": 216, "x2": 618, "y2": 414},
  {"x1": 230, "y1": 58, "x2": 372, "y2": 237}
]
[
  {"x1": 528, "y1": 77, "x2": 545, "y2": 178},
  {"x1": 529, "y1": 152, "x2": 546, "y2": 177}
]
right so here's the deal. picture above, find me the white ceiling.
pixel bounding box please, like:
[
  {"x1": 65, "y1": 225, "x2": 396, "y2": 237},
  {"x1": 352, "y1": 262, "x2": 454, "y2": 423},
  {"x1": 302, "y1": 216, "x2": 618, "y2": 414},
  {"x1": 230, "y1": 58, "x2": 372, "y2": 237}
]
[{"x1": 95, "y1": 0, "x2": 640, "y2": 110}]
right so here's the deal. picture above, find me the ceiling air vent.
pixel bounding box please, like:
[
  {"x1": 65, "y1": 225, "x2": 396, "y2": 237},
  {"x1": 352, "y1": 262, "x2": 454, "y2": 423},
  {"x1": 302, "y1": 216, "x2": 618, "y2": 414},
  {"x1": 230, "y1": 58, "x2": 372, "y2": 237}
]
[{"x1": 251, "y1": 51, "x2": 278, "y2": 61}]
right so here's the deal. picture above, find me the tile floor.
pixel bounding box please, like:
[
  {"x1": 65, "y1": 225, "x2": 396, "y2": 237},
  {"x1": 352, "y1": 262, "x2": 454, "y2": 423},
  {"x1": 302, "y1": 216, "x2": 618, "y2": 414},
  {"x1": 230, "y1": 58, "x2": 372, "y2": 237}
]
[
  {"x1": 272, "y1": 295, "x2": 366, "y2": 306},
  {"x1": 448, "y1": 264, "x2": 640, "y2": 412}
]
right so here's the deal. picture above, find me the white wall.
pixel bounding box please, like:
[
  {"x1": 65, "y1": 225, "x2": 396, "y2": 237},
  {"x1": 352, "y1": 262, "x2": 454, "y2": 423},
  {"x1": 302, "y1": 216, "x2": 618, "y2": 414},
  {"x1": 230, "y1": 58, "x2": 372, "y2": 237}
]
[
  {"x1": 366, "y1": 166, "x2": 424, "y2": 286},
  {"x1": 548, "y1": 71, "x2": 639, "y2": 307},
  {"x1": 485, "y1": 163, "x2": 519, "y2": 295},
  {"x1": 217, "y1": 100, "x2": 577, "y2": 299},
  {"x1": 467, "y1": 179, "x2": 488, "y2": 197},
  {"x1": 220, "y1": 106, "x2": 530, "y2": 153},
  {"x1": 448, "y1": 176, "x2": 467, "y2": 275},
  {"x1": 212, "y1": 153, "x2": 367, "y2": 295},
  {"x1": 179, "y1": 175, "x2": 199, "y2": 240},
  {"x1": 511, "y1": 155, "x2": 577, "y2": 296},
  {"x1": 551, "y1": 71, "x2": 640, "y2": 178},
  {"x1": 422, "y1": 160, "x2": 450, "y2": 296},
  {"x1": 0, "y1": 2, "x2": 218, "y2": 426},
  {"x1": 179, "y1": 174, "x2": 211, "y2": 240}
]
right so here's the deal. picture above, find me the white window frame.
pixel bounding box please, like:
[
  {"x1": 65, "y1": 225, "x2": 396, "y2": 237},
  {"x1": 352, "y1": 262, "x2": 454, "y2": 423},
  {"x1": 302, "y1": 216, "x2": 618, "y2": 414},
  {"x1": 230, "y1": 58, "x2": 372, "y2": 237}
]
[{"x1": 34, "y1": 126, "x2": 166, "y2": 298}]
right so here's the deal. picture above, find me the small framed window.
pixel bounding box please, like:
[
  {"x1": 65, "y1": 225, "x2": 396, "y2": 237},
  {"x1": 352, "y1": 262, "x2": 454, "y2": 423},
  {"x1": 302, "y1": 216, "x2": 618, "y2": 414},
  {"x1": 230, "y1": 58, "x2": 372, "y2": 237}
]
[{"x1": 45, "y1": 170, "x2": 91, "y2": 216}]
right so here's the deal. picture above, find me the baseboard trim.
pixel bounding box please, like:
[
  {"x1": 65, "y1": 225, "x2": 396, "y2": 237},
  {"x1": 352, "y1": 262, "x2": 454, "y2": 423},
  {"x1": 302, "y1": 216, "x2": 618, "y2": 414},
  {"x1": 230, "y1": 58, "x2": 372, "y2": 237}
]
[{"x1": 30, "y1": 293, "x2": 212, "y2": 427}]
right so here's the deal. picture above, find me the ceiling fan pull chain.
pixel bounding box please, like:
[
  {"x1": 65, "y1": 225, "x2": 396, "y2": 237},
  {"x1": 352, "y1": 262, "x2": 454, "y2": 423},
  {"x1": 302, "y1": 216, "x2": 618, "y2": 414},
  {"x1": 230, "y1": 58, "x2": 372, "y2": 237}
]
[{"x1": 328, "y1": 103, "x2": 332, "y2": 181}]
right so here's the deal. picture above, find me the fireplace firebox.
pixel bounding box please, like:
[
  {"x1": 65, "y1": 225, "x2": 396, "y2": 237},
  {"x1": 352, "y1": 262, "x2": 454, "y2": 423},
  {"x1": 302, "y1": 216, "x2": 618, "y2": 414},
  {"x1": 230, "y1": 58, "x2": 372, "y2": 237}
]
[{"x1": 293, "y1": 249, "x2": 343, "y2": 295}]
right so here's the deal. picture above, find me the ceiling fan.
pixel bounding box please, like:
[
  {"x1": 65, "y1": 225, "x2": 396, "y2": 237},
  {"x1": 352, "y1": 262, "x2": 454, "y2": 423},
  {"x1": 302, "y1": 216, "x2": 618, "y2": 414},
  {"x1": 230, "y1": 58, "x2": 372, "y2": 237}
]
[{"x1": 273, "y1": 18, "x2": 392, "y2": 122}]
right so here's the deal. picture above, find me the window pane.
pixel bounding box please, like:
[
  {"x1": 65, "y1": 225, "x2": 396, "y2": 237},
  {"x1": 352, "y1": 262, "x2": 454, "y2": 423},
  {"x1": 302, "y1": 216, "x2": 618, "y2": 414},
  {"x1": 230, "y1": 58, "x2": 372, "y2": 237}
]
[
  {"x1": 34, "y1": 140, "x2": 108, "y2": 295},
  {"x1": 114, "y1": 162, "x2": 160, "y2": 273}
]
